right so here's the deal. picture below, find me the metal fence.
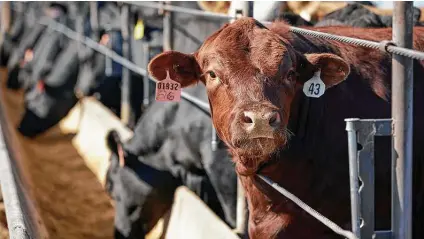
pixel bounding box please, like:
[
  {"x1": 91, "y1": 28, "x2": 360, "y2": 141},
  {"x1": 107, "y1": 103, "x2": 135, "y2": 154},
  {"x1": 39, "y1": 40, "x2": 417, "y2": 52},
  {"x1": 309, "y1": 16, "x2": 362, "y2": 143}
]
[{"x1": 3, "y1": 1, "x2": 424, "y2": 239}]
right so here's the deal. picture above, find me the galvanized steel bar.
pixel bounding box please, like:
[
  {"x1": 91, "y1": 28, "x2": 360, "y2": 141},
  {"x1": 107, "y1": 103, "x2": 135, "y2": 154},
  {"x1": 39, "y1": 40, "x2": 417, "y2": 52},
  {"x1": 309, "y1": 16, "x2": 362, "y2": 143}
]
[
  {"x1": 142, "y1": 42, "x2": 150, "y2": 108},
  {"x1": 241, "y1": 1, "x2": 254, "y2": 19},
  {"x1": 90, "y1": 2, "x2": 99, "y2": 42},
  {"x1": 124, "y1": 1, "x2": 232, "y2": 20},
  {"x1": 0, "y1": 130, "x2": 31, "y2": 239},
  {"x1": 345, "y1": 118, "x2": 361, "y2": 238},
  {"x1": 74, "y1": 4, "x2": 85, "y2": 62},
  {"x1": 356, "y1": 121, "x2": 377, "y2": 238},
  {"x1": 392, "y1": 2, "x2": 414, "y2": 239},
  {"x1": 345, "y1": 119, "x2": 393, "y2": 239},
  {"x1": 162, "y1": 1, "x2": 173, "y2": 51},
  {"x1": 120, "y1": 4, "x2": 134, "y2": 127}
]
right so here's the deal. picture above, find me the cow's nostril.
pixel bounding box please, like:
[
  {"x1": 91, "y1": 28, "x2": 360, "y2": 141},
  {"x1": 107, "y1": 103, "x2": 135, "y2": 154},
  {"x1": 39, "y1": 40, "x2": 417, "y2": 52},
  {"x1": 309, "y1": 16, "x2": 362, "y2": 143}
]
[
  {"x1": 269, "y1": 112, "x2": 281, "y2": 127},
  {"x1": 242, "y1": 114, "x2": 253, "y2": 124}
]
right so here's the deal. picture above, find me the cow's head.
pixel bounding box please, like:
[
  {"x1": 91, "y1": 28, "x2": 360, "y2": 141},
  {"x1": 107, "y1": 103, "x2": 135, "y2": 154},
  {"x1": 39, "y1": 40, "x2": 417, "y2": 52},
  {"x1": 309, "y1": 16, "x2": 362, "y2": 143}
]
[{"x1": 148, "y1": 18, "x2": 350, "y2": 175}]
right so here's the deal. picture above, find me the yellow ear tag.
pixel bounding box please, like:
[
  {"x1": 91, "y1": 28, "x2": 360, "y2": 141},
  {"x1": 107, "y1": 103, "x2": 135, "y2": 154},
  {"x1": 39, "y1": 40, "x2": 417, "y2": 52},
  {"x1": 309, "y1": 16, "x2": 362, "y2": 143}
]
[{"x1": 134, "y1": 19, "x2": 145, "y2": 40}]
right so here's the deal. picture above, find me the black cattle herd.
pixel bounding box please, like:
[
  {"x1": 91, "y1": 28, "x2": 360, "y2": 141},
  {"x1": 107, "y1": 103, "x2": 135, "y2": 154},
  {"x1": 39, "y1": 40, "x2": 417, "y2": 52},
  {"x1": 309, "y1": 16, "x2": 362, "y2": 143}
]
[{"x1": 1, "y1": 2, "x2": 423, "y2": 238}]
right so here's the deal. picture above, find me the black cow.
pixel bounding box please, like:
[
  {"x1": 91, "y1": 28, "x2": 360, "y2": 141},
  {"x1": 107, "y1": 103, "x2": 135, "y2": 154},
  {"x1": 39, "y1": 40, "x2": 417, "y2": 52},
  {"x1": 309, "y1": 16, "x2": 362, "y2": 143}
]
[
  {"x1": 104, "y1": 2, "x2": 239, "y2": 238},
  {"x1": 17, "y1": 40, "x2": 80, "y2": 137},
  {"x1": 5, "y1": 2, "x2": 69, "y2": 90},
  {"x1": 17, "y1": 28, "x2": 68, "y2": 92},
  {"x1": 105, "y1": 84, "x2": 237, "y2": 239},
  {"x1": 315, "y1": 3, "x2": 423, "y2": 27},
  {"x1": 15, "y1": 2, "x2": 146, "y2": 137}
]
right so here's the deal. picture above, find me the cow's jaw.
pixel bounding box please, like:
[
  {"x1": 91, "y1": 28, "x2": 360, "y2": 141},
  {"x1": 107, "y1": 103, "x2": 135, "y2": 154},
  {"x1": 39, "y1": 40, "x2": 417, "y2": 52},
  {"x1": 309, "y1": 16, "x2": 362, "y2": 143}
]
[{"x1": 230, "y1": 135, "x2": 287, "y2": 176}]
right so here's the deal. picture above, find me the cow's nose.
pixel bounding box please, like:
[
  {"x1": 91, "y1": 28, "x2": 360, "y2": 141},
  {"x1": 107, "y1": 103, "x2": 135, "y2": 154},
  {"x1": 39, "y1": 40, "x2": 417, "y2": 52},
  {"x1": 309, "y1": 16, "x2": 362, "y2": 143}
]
[{"x1": 241, "y1": 110, "x2": 281, "y2": 130}]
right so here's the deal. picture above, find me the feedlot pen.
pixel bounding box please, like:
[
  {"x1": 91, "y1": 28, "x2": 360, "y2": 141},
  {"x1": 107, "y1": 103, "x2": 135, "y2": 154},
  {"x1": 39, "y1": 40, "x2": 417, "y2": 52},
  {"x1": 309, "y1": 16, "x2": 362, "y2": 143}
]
[{"x1": 0, "y1": 72, "x2": 115, "y2": 239}]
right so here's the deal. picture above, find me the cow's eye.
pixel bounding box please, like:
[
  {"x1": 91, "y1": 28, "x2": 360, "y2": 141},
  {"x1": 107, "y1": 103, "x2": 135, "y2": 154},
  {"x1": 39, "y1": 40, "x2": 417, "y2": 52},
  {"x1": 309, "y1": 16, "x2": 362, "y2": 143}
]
[
  {"x1": 287, "y1": 70, "x2": 296, "y2": 82},
  {"x1": 209, "y1": 71, "x2": 217, "y2": 79}
]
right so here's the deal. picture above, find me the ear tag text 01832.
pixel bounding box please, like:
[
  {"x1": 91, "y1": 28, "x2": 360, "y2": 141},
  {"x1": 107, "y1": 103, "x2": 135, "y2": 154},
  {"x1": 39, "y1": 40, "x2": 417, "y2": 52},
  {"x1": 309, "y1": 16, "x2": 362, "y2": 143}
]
[
  {"x1": 155, "y1": 70, "x2": 182, "y2": 102},
  {"x1": 303, "y1": 70, "x2": 326, "y2": 98}
]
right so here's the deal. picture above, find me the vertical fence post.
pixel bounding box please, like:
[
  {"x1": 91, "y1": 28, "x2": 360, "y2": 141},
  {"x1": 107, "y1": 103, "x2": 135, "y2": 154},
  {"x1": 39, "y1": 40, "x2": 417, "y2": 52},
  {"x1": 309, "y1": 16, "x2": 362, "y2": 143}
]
[
  {"x1": 75, "y1": 3, "x2": 85, "y2": 62},
  {"x1": 345, "y1": 118, "x2": 361, "y2": 238},
  {"x1": 142, "y1": 42, "x2": 150, "y2": 108},
  {"x1": 162, "y1": 1, "x2": 173, "y2": 51},
  {"x1": 241, "y1": 1, "x2": 254, "y2": 19},
  {"x1": 120, "y1": 4, "x2": 134, "y2": 127},
  {"x1": 392, "y1": 2, "x2": 414, "y2": 239},
  {"x1": 90, "y1": 2, "x2": 99, "y2": 42}
]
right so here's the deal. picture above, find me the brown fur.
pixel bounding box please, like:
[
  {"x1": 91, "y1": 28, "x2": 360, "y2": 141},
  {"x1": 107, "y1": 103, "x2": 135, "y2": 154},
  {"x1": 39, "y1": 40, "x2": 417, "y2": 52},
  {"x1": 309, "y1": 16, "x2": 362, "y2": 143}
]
[{"x1": 148, "y1": 18, "x2": 424, "y2": 238}]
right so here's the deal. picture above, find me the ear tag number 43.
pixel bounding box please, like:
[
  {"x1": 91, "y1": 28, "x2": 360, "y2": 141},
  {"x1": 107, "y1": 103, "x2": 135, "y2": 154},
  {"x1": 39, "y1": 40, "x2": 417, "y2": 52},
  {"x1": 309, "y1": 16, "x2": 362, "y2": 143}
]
[
  {"x1": 155, "y1": 70, "x2": 182, "y2": 102},
  {"x1": 303, "y1": 71, "x2": 326, "y2": 98}
]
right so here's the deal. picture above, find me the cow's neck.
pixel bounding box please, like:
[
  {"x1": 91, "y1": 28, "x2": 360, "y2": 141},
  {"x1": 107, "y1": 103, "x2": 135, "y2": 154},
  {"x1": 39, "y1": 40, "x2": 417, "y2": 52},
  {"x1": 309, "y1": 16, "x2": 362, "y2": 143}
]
[{"x1": 235, "y1": 153, "x2": 331, "y2": 238}]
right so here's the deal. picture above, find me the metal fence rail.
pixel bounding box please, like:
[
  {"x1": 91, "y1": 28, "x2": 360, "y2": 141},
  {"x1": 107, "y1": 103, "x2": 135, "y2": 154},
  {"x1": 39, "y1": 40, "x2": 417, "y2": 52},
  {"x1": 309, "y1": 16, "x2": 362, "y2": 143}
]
[
  {"x1": 4, "y1": 2, "x2": 423, "y2": 239},
  {"x1": 0, "y1": 73, "x2": 47, "y2": 239},
  {"x1": 0, "y1": 118, "x2": 32, "y2": 239},
  {"x1": 36, "y1": 17, "x2": 212, "y2": 114},
  {"x1": 124, "y1": 1, "x2": 424, "y2": 61},
  {"x1": 124, "y1": 1, "x2": 233, "y2": 20}
]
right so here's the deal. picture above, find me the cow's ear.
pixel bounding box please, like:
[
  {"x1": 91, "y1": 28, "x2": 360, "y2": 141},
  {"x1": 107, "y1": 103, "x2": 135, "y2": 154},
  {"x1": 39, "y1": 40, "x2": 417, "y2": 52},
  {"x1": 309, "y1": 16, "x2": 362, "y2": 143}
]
[
  {"x1": 148, "y1": 51, "x2": 201, "y2": 87},
  {"x1": 304, "y1": 53, "x2": 350, "y2": 88},
  {"x1": 106, "y1": 130, "x2": 125, "y2": 167}
]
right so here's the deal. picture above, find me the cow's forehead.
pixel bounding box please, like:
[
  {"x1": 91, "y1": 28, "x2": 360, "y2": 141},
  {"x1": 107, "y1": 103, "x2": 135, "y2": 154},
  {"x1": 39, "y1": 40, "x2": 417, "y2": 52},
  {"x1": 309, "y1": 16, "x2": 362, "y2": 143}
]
[{"x1": 198, "y1": 19, "x2": 291, "y2": 77}]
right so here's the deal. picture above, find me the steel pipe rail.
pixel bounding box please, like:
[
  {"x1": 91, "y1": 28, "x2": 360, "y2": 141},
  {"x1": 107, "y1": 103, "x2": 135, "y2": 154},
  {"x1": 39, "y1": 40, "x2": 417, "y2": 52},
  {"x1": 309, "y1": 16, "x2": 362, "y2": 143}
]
[
  {"x1": 120, "y1": 4, "x2": 134, "y2": 126},
  {"x1": 124, "y1": 1, "x2": 233, "y2": 20},
  {"x1": 0, "y1": 125, "x2": 32, "y2": 239}
]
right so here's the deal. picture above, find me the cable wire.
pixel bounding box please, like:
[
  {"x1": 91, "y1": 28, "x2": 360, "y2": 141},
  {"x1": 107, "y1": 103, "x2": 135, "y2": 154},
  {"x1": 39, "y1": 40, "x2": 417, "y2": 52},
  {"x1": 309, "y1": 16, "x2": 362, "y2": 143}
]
[{"x1": 258, "y1": 175, "x2": 358, "y2": 239}]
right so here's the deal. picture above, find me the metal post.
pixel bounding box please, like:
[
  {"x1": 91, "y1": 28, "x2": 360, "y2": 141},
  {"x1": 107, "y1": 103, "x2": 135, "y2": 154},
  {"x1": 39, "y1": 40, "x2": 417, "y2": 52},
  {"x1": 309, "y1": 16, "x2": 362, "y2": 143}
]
[
  {"x1": 142, "y1": 42, "x2": 150, "y2": 107},
  {"x1": 90, "y1": 2, "x2": 99, "y2": 42},
  {"x1": 345, "y1": 118, "x2": 361, "y2": 238},
  {"x1": 392, "y1": 2, "x2": 414, "y2": 239},
  {"x1": 162, "y1": 1, "x2": 173, "y2": 51},
  {"x1": 240, "y1": 1, "x2": 254, "y2": 18},
  {"x1": 75, "y1": 4, "x2": 85, "y2": 61},
  {"x1": 120, "y1": 4, "x2": 134, "y2": 126}
]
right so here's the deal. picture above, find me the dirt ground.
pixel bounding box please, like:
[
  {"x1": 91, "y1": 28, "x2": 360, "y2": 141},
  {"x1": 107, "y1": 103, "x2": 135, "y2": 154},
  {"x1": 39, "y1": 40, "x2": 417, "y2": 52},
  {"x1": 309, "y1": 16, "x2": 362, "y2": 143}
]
[{"x1": 0, "y1": 81, "x2": 115, "y2": 238}]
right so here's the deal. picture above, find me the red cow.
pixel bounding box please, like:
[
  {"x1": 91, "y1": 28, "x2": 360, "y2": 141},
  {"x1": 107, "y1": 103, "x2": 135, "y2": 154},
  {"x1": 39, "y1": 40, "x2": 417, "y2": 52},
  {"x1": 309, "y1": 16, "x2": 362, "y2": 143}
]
[{"x1": 148, "y1": 18, "x2": 424, "y2": 238}]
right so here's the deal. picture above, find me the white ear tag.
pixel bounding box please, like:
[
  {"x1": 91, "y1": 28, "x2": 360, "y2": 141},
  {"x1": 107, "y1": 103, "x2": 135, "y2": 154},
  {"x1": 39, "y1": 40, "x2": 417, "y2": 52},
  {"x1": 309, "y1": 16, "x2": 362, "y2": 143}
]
[{"x1": 303, "y1": 71, "x2": 326, "y2": 98}]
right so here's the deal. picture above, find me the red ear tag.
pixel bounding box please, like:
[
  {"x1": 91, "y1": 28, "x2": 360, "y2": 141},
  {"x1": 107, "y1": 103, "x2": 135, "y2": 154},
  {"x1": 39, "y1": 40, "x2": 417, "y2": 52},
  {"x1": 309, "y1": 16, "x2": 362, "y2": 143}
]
[
  {"x1": 36, "y1": 81, "x2": 45, "y2": 92},
  {"x1": 155, "y1": 70, "x2": 181, "y2": 102}
]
